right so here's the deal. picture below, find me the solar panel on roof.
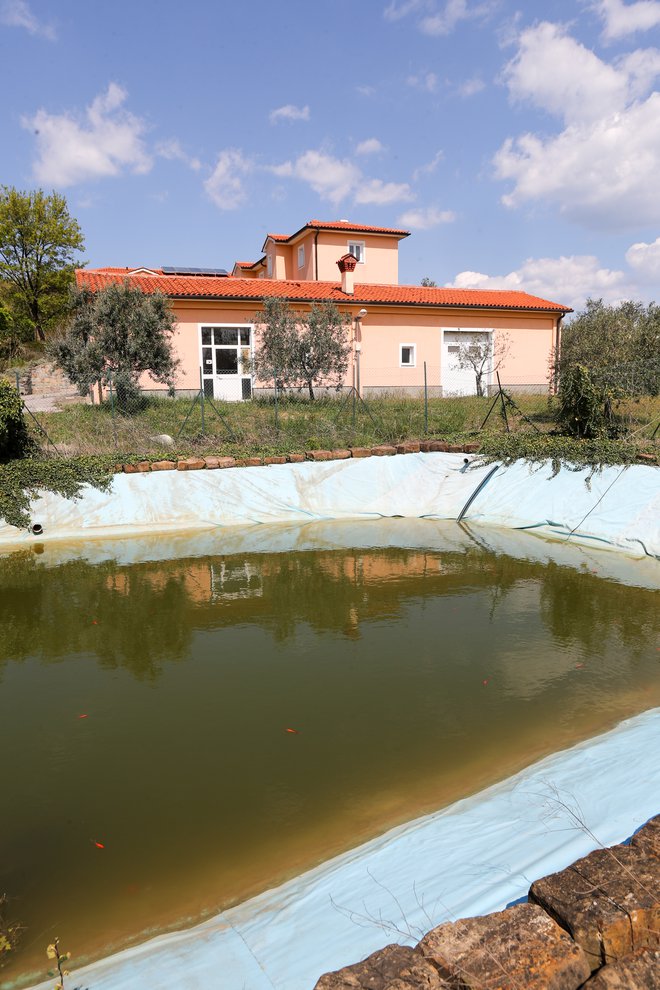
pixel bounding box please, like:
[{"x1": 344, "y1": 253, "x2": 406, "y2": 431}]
[{"x1": 161, "y1": 266, "x2": 228, "y2": 277}]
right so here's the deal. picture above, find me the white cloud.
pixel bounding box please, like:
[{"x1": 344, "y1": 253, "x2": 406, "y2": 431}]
[
  {"x1": 412, "y1": 150, "x2": 444, "y2": 181},
  {"x1": 594, "y1": 0, "x2": 660, "y2": 41},
  {"x1": 420, "y1": 0, "x2": 472, "y2": 34},
  {"x1": 625, "y1": 236, "x2": 660, "y2": 280},
  {"x1": 458, "y1": 76, "x2": 485, "y2": 97},
  {"x1": 448, "y1": 255, "x2": 629, "y2": 309},
  {"x1": 269, "y1": 104, "x2": 310, "y2": 124},
  {"x1": 397, "y1": 205, "x2": 455, "y2": 228},
  {"x1": 156, "y1": 139, "x2": 201, "y2": 171},
  {"x1": 355, "y1": 179, "x2": 413, "y2": 205},
  {"x1": 23, "y1": 83, "x2": 151, "y2": 187},
  {"x1": 495, "y1": 22, "x2": 660, "y2": 229},
  {"x1": 271, "y1": 150, "x2": 361, "y2": 204},
  {"x1": 407, "y1": 71, "x2": 439, "y2": 92},
  {"x1": 356, "y1": 84, "x2": 376, "y2": 97},
  {"x1": 355, "y1": 138, "x2": 385, "y2": 156},
  {"x1": 204, "y1": 149, "x2": 253, "y2": 210},
  {"x1": 1, "y1": 0, "x2": 55, "y2": 39},
  {"x1": 383, "y1": 0, "x2": 428, "y2": 21}
]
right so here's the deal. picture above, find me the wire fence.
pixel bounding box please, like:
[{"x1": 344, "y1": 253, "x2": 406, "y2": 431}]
[{"x1": 8, "y1": 360, "x2": 660, "y2": 459}]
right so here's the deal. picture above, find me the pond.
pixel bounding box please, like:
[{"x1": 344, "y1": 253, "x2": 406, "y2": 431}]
[{"x1": 1, "y1": 521, "x2": 658, "y2": 988}]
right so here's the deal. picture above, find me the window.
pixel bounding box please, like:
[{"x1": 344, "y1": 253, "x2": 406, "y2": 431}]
[
  {"x1": 348, "y1": 240, "x2": 365, "y2": 263},
  {"x1": 267, "y1": 253, "x2": 273, "y2": 277},
  {"x1": 298, "y1": 244, "x2": 305, "y2": 269},
  {"x1": 400, "y1": 344, "x2": 416, "y2": 368}
]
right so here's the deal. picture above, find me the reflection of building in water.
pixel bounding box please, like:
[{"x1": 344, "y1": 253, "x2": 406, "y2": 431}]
[{"x1": 210, "y1": 561, "x2": 263, "y2": 602}]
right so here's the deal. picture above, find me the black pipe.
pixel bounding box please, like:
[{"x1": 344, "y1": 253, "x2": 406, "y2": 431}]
[{"x1": 456, "y1": 465, "x2": 500, "y2": 522}]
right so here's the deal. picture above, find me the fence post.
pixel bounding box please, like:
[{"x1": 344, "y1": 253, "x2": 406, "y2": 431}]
[
  {"x1": 423, "y1": 361, "x2": 428, "y2": 435},
  {"x1": 108, "y1": 371, "x2": 118, "y2": 449},
  {"x1": 199, "y1": 368, "x2": 205, "y2": 436},
  {"x1": 274, "y1": 370, "x2": 279, "y2": 431}
]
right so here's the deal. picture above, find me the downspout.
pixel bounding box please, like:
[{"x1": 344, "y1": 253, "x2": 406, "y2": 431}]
[
  {"x1": 314, "y1": 231, "x2": 319, "y2": 280},
  {"x1": 553, "y1": 313, "x2": 564, "y2": 394}
]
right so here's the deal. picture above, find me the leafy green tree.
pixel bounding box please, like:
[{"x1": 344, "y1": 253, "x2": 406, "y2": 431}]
[
  {"x1": 51, "y1": 282, "x2": 179, "y2": 412},
  {"x1": 559, "y1": 299, "x2": 660, "y2": 394},
  {"x1": 251, "y1": 297, "x2": 351, "y2": 399},
  {"x1": 0, "y1": 187, "x2": 85, "y2": 342}
]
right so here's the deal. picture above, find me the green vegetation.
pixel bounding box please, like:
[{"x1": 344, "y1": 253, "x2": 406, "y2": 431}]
[
  {"x1": 50, "y1": 281, "x2": 179, "y2": 412},
  {"x1": 0, "y1": 377, "x2": 33, "y2": 461},
  {"x1": 0, "y1": 187, "x2": 84, "y2": 343},
  {"x1": 0, "y1": 455, "x2": 113, "y2": 530},
  {"x1": 558, "y1": 299, "x2": 659, "y2": 388}
]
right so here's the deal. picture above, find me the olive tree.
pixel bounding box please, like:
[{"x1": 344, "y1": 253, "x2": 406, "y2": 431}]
[
  {"x1": 455, "y1": 333, "x2": 510, "y2": 397},
  {"x1": 251, "y1": 297, "x2": 351, "y2": 399},
  {"x1": 51, "y1": 281, "x2": 179, "y2": 412}
]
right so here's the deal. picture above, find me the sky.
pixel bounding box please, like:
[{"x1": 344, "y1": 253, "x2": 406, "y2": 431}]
[{"x1": 1, "y1": 0, "x2": 660, "y2": 310}]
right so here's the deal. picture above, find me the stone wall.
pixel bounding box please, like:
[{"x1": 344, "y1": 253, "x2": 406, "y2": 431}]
[{"x1": 314, "y1": 814, "x2": 659, "y2": 989}]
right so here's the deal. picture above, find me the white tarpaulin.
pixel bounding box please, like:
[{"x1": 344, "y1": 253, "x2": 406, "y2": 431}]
[{"x1": 0, "y1": 454, "x2": 658, "y2": 558}]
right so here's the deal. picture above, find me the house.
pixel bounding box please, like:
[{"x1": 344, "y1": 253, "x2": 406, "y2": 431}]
[{"x1": 78, "y1": 220, "x2": 571, "y2": 399}]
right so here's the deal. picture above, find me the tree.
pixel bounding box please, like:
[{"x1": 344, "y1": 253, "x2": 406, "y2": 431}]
[
  {"x1": 420, "y1": 277, "x2": 437, "y2": 287},
  {"x1": 51, "y1": 282, "x2": 179, "y2": 412},
  {"x1": 455, "y1": 333, "x2": 510, "y2": 397},
  {"x1": 558, "y1": 298, "x2": 660, "y2": 394},
  {"x1": 0, "y1": 187, "x2": 85, "y2": 342},
  {"x1": 251, "y1": 298, "x2": 351, "y2": 399}
]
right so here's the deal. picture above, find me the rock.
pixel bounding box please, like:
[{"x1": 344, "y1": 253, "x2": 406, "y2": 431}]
[
  {"x1": 123, "y1": 463, "x2": 140, "y2": 473},
  {"x1": 151, "y1": 460, "x2": 176, "y2": 471},
  {"x1": 418, "y1": 902, "x2": 591, "y2": 990},
  {"x1": 636, "y1": 452, "x2": 657, "y2": 462},
  {"x1": 428, "y1": 441, "x2": 449, "y2": 452},
  {"x1": 350, "y1": 447, "x2": 372, "y2": 458},
  {"x1": 137, "y1": 461, "x2": 151, "y2": 472},
  {"x1": 370, "y1": 445, "x2": 397, "y2": 456},
  {"x1": 419, "y1": 440, "x2": 434, "y2": 452},
  {"x1": 177, "y1": 458, "x2": 206, "y2": 471},
  {"x1": 287, "y1": 453, "x2": 305, "y2": 463},
  {"x1": 306, "y1": 450, "x2": 333, "y2": 461},
  {"x1": 150, "y1": 434, "x2": 175, "y2": 447},
  {"x1": 331, "y1": 449, "x2": 351, "y2": 459},
  {"x1": 264, "y1": 455, "x2": 287, "y2": 465},
  {"x1": 581, "y1": 948, "x2": 660, "y2": 988},
  {"x1": 314, "y1": 944, "x2": 449, "y2": 989},
  {"x1": 396, "y1": 442, "x2": 421, "y2": 453},
  {"x1": 529, "y1": 842, "x2": 660, "y2": 971},
  {"x1": 631, "y1": 814, "x2": 660, "y2": 857},
  {"x1": 463, "y1": 443, "x2": 480, "y2": 453},
  {"x1": 243, "y1": 457, "x2": 263, "y2": 466}
]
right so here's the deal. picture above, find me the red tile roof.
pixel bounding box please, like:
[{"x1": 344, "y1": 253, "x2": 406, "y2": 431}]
[
  {"x1": 264, "y1": 220, "x2": 411, "y2": 247},
  {"x1": 78, "y1": 269, "x2": 571, "y2": 313}
]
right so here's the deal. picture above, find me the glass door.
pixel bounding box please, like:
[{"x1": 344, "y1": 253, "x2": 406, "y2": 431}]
[{"x1": 200, "y1": 326, "x2": 252, "y2": 401}]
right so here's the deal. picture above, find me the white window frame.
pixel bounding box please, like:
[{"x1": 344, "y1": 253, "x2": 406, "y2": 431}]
[
  {"x1": 198, "y1": 322, "x2": 254, "y2": 396},
  {"x1": 267, "y1": 253, "x2": 273, "y2": 277},
  {"x1": 297, "y1": 244, "x2": 305, "y2": 269},
  {"x1": 348, "y1": 240, "x2": 365, "y2": 264},
  {"x1": 400, "y1": 343, "x2": 416, "y2": 368}
]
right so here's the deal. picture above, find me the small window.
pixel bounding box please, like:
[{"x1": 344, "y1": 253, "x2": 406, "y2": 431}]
[
  {"x1": 348, "y1": 240, "x2": 365, "y2": 263},
  {"x1": 400, "y1": 344, "x2": 416, "y2": 368},
  {"x1": 267, "y1": 254, "x2": 273, "y2": 277},
  {"x1": 298, "y1": 244, "x2": 305, "y2": 269}
]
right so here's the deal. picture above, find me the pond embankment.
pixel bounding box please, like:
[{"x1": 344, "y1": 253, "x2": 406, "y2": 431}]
[{"x1": 0, "y1": 450, "x2": 658, "y2": 558}]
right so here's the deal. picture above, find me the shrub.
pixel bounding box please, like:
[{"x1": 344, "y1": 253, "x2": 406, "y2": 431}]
[
  {"x1": 556, "y1": 364, "x2": 614, "y2": 439},
  {"x1": 0, "y1": 377, "x2": 32, "y2": 461}
]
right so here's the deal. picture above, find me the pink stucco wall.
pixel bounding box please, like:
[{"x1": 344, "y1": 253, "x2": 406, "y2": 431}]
[
  {"x1": 264, "y1": 231, "x2": 401, "y2": 284},
  {"x1": 137, "y1": 299, "x2": 558, "y2": 396}
]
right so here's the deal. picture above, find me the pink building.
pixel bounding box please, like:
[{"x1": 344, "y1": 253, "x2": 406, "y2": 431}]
[{"x1": 78, "y1": 219, "x2": 571, "y2": 399}]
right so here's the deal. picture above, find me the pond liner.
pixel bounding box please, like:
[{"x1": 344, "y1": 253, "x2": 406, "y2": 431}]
[
  {"x1": 0, "y1": 453, "x2": 658, "y2": 559},
  {"x1": 23, "y1": 707, "x2": 660, "y2": 990}
]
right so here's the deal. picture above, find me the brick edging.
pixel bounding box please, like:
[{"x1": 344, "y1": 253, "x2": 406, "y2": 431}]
[{"x1": 116, "y1": 441, "x2": 481, "y2": 474}]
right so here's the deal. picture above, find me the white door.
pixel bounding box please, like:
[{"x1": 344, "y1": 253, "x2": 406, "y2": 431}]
[
  {"x1": 200, "y1": 326, "x2": 252, "y2": 401},
  {"x1": 442, "y1": 330, "x2": 491, "y2": 396}
]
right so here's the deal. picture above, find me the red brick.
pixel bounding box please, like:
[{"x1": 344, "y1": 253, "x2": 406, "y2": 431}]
[
  {"x1": 331, "y1": 449, "x2": 351, "y2": 459},
  {"x1": 264, "y1": 455, "x2": 287, "y2": 465},
  {"x1": 371, "y1": 445, "x2": 397, "y2": 456},
  {"x1": 349, "y1": 447, "x2": 372, "y2": 458},
  {"x1": 287, "y1": 453, "x2": 305, "y2": 463},
  {"x1": 306, "y1": 450, "x2": 333, "y2": 461}
]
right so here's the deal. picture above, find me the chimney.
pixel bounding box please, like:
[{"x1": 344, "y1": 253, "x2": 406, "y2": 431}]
[{"x1": 337, "y1": 253, "x2": 357, "y2": 295}]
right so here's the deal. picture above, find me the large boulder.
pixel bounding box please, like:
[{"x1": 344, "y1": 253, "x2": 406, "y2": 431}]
[{"x1": 314, "y1": 943, "x2": 448, "y2": 989}]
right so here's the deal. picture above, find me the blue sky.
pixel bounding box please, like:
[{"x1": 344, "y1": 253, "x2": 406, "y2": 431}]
[{"x1": 2, "y1": 0, "x2": 660, "y2": 308}]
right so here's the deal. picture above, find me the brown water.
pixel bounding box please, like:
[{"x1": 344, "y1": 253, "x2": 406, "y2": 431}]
[{"x1": 0, "y1": 530, "x2": 658, "y2": 988}]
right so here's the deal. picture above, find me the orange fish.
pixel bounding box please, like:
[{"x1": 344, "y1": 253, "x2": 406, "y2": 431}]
[
  {"x1": 285, "y1": 728, "x2": 299, "y2": 734},
  {"x1": 78, "y1": 714, "x2": 89, "y2": 719},
  {"x1": 482, "y1": 679, "x2": 489, "y2": 686},
  {"x1": 93, "y1": 840, "x2": 105, "y2": 849}
]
